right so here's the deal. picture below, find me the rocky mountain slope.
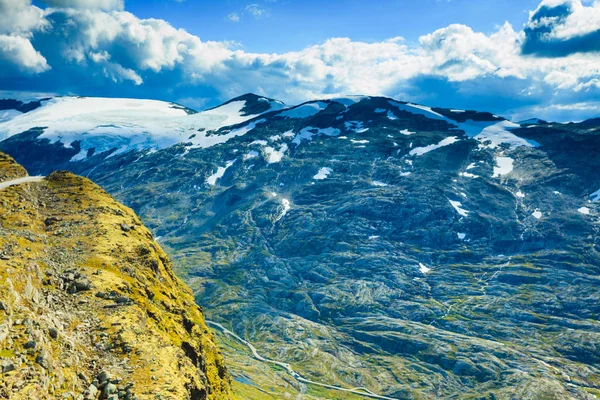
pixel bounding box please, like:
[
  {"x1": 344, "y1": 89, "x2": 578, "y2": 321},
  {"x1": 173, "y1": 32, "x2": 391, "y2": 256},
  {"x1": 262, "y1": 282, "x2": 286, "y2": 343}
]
[
  {"x1": 0, "y1": 153, "x2": 234, "y2": 400},
  {"x1": 1, "y1": 94, "x2": 600, "y2": 399}
]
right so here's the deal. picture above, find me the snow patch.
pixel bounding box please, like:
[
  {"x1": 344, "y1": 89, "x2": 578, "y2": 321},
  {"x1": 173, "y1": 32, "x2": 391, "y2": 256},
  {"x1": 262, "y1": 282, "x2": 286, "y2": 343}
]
[
  {"x1": 386, "y1": 111, "x2": 399, "y2": 121},
  {"x1": 263, "y1": 144, "x2": 288, "y2": 164},
  {"x1": 250, "y1": 139, "x2": 268, "y2": 146},
  {"x1": 279, "y1": 102, "x2": 327, "y2": 119},
  {"x1": 274, "y1": 198, "x2": 291, "y2": 222},
  {"x1": 206, "y1": 159, "x2": 236, "y2": 186},
  {"x1": 372, "y1": 181, "x2": 389, "y2": 187},
  {"x1": 449, "y1": 199, "x2": 469, "y2": 217},
  {"x1": 292, "y1": 126, "x2": 340, "y2": 145},
  {"x1": 244, "y1": 151, "x2": 259, "y2": 160},
  {"x1": 578, "y1": 207, "x2": 590, "y2": 215},
  {"x1": 409, "y1": 136, "x2": 459, "y2": 156},
  {"x1": 313, "y1": 167, "x2": 332, "y2": 180},
  {"x1": 493, "y1": 156, "x2": 514, "y2": 177},
  {"x1": 461, "y1": 120, "x2": 540, "y2": 149},
  {"x1": 532, "y1": 210, "x2": 542, "y2": 219},
  {"x1": 419, "y1": 263, "x2": 431, "y2": 274}
]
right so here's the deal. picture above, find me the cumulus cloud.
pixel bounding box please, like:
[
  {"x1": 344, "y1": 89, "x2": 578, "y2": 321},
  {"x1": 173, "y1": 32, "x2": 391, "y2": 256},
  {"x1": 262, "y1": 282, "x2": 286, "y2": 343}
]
[
  {"x1": 0, "y1": 0, "x2": 47, "y2": 34},
  {"x1": 0, "y1": 34, "x2": 50, "y2": 73},
  {"x1": 41, "y1": 0, "x2": 124, "y2": 11},
  {"x1": 522, "y1": 0, "x2": 600, "y2": 56},
  {"x1": 0, "y1": 0, "x2": 598, "y2": 121}
]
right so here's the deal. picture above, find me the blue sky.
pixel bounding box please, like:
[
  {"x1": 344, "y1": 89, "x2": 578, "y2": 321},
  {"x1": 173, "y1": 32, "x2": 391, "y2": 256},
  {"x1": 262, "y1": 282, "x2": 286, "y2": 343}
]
[
  {"x1": 2, "y1": 0, "x2": 600, "y2": 121},
  {"x1": 121, "y1": 0, "x2": 541, "y2": 53}
]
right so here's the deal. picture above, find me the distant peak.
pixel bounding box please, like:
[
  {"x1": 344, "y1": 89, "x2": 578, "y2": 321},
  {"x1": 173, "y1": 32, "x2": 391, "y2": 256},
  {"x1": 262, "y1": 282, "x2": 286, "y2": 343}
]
[
  {"x1": 210, "y1": 93, "x2": 285, "y2": 116},
  {"x1": 224, "y1": 93, "x2": 284, "y2": 105}
]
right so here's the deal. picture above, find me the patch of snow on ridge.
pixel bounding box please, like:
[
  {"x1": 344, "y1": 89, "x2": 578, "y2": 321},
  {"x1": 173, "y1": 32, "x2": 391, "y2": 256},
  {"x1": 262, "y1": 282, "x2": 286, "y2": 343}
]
[
  {"x1": 591, "y1": 188, "x2": 600, "y2": 202},
  {"x1": 263, "y1": 144, "x2": 288, "y2": 164},
  {"x1": 206, "y1": 159, "x2": 236, "y2": 186},
  {"x1": 191, "y1": 119, "x2": 266, "y2": 149},
  {"x1": 274, "y1": 198, "x2": 291, "y2": 222},
  {"x1": 457, "y1": 233, "x2": 466, "y2": 240},
  {"x1": 449, "y1": 199, "x2": 469, "y2": 217},
  {"x1": 372, "y1": 181, "x2": 388, "y2": 187},
  {"x1": 461, "y1": 120, "x2": 540, "y2": 149},
  {"x1": 409, "y1": 136, "x2": 459, "y2": 156},
  {"x1": 313, "y1": 167, "x2": 332, "y2": 180},
  {"x1": 493, "y1": 156, "x2": 514, "y2": 177},
  {"x1": 292, "y1": 126, "x2": 340, "y2": 145},
  {"x1": 532, "y1": 210, "x2": 542, "y2": 219},
  {"x1": 279, "y1": 102, "x2": 328, "y2": 119},
  {"x1": 419, "y1": 263, "x2": 431, "y2": 274},
  {"x1": 200, "y1": 100, "x2": 255, "y2": 127},
  {"x1": 250, "y1": 139, "x2": 268, "y2": 146},
  {"x1": 388, "y1": 100, "x2": 539, "y2": 150},
  {"x1": 243, "y1": 151, "x2": 259, "y2": 160},
  {"x1": 460, "y1": 172, "x2": 479, "y2": 178},
  {"x1": 389, "y1": 100, "x2": 449, "y2": 122},
  {"x1": 578, "y1": 207, "x2": 590, "y2": 215}
]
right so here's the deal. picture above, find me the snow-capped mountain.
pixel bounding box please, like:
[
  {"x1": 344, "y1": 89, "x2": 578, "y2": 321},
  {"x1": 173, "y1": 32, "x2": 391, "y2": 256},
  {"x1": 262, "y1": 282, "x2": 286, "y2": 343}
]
[
  {"x1": 0, "y1": 93, "x2": 284, "y2": 161},
  {"x1": 1, "y1": 93, "x2": 600, "y2": 399}
]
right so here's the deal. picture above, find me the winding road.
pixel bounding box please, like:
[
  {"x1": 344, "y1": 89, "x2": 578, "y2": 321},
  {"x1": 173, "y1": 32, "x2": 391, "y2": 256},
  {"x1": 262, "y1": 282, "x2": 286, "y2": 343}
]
[
  {"x1": 0, "y1": 176, "x2": 45, "y2": 190},
  {"x1": 206, "y1": 320, "x2": 399, "y2": 400}
]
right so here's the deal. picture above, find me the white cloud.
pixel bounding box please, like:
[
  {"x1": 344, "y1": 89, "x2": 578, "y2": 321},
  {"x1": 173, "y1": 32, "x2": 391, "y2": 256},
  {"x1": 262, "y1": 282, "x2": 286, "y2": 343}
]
[
  {"x1": 41, "y1": 0, "x2": 124, "y2": 11},
  {"x1": 0, "y1": 34, "x2": 50, "y2": 73},
  {"x1": 0, "y1": 0, "x2": 47, "y2": 35},
  {"x1": 226, "y1": 12, "x2": 240, "y2": 22},
  {"x1": 532, "y1": 0, "x2": 600, "y2": 39},
  {"x1": 245, "y1": 4, "x2": 266, "y2": 19}
]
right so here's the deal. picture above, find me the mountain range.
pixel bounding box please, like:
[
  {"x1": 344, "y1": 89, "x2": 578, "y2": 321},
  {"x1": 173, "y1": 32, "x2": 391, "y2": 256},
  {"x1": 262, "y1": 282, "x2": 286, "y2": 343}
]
[{"x1": 1, "y1": 93, "x2": 599, "y2": 399}]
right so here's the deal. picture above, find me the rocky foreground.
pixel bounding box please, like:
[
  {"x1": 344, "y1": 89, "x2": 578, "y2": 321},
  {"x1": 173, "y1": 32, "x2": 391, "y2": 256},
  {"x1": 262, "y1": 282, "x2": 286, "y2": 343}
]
[{"x1": 0, "y1": 152, "x2": 234, "y2": 400}]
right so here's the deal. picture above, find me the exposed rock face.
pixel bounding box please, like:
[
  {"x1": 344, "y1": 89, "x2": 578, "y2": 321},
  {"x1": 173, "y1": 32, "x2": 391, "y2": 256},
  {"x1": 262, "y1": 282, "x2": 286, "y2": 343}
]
[
  {"x1": 0, "y1": 153, "x2": 27, "y2": 182},
  {"x1": 1, "y1": 95, "x2": 600, "y2": 399},
  {"x1": 0, "y1": 154, "x2": 234, "y2": 400}
]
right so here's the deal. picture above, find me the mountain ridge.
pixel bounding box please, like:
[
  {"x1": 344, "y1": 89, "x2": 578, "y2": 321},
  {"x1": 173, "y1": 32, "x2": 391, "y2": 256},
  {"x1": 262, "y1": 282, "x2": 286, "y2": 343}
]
[{"x1": 0, "y1": 153, "x2": 234, "y2": 400}]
